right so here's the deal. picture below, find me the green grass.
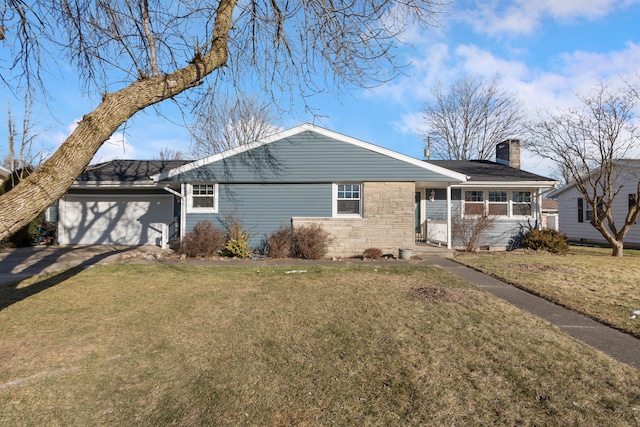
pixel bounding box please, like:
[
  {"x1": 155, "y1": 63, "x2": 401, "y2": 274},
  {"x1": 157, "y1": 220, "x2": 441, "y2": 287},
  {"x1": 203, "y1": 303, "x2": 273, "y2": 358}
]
[
  {"x1": 455, "y1": 246, "x2": 640, "y2": 338},
  {"x1": 0, "y1": 264, "x2": 639, "y2": 425}
]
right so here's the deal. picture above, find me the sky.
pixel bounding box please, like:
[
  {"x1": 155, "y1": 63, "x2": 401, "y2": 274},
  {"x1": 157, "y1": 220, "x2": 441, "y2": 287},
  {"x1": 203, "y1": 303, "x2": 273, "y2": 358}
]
[{"x1": 2, "y1": 0, "x2": 640, "y2": 178}]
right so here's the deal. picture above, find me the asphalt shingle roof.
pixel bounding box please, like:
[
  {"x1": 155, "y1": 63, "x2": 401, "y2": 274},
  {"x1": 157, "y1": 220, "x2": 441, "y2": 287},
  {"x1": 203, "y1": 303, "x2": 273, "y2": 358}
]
[
  {"x1": 75, "y1": 159, "x2": 556, "y2": 184},
  {"x1": 426, "y1": 160, "x2": 555, "y2": 182},
  {"x1": 76, "y1": 160, "x2": 192, "y2": 183}
]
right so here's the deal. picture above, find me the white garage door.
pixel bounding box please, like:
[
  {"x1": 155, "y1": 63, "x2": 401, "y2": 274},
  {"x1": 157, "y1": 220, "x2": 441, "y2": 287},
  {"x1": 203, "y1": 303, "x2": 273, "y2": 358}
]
[{"x1": 59, "y1": 194, "x2": 174, "y2": 246}]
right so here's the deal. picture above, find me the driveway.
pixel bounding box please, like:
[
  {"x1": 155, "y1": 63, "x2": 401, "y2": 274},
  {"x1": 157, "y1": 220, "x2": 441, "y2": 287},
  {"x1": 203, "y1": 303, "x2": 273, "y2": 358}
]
[{"x1": 0, "y1": 245, "x2": 163, "y2": 285}]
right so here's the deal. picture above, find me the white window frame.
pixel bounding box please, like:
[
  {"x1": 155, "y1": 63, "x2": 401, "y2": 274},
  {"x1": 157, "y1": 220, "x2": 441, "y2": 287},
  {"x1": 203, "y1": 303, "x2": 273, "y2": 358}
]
[
  {"x1": 461, "y1": 189, "x2": 534, "y2": 218},
  {"x1": 511, "y1": 191, "x2": 532, "y2": 217},
  {"x1": 186, "y1": 183, "x2": 218, "y2": 213},
  {"x1": 488, "y1": 190, "x2": 508, "y2": 216},
  {"x1": 463, "y1": 190, "x2": 485, "y2": 216},
  {"x1": 333, "y1": 183, "x2": 362, "y2": 217}
]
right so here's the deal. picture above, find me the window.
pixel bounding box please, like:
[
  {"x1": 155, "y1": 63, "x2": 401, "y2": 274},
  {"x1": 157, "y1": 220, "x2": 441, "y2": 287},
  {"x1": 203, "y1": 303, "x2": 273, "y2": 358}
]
[
  {"x1": 336, "y1": 183, "x2": 361, "y2": 215},
  {"x1": 512, "y1": 191, "x2": 532, "y2": 216},
  {"x1": 585, "y1": 200, "x2": 594, "y2": 221},
  {"x1": 488, "y1": 191, "x2": 508, "y2": 215},
  {"x1": 578, "y1": 198, "x2": 584, "y2": 223},
  {"x1": 464, "y1": 190, "x2": 484, "y2": 215},
  {"x1": 459, "y1": 189, "x2": 535, "y2": 217},
  {"x1": 188, "y1": 183, "x2": 217, "y2": 212}
]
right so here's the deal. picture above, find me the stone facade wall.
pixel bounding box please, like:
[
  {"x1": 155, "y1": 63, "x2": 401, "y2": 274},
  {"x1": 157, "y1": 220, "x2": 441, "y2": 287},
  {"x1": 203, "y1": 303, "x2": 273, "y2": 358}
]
[{"x1": 292, "y1": 182, "x2": 415, "y2": 258}]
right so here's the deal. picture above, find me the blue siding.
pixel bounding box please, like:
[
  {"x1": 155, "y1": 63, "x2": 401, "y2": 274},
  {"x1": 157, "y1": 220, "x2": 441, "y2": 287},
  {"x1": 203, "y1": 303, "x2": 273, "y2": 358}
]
[
  {"x1": 186, "y1": 183, "x2": 331, "y2": 248},
  {"x1": 167, "y1": 131, "x2": 456, "y2": 183},
  {"x1": 451, "y1": 218, "x2": 536, "y2": 248},
  {"x1": 425, "y1": 189, "x2": 448, "y2": 221}
]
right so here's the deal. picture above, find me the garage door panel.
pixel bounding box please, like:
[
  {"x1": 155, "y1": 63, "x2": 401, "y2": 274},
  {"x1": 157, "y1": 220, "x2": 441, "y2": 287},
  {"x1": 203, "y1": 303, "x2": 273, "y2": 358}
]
[{"x1": 60, "y1": 195, "x2": 173, "y2": 245}]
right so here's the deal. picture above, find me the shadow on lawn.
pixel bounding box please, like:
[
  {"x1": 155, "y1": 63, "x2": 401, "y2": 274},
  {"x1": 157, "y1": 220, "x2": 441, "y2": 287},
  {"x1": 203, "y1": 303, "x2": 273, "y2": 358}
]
[{"x1": 0, "y1": 247, "x2": 131, "y2": 312}]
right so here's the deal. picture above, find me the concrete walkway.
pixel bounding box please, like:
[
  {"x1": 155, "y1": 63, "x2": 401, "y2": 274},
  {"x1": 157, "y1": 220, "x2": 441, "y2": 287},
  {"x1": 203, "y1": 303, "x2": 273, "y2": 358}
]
[
  {"x1": 427, "y1": 257, "x2": 640, "y2": 369},
  {"x1": 1, "y1": 246, "x2": 639, "y2": 369}
]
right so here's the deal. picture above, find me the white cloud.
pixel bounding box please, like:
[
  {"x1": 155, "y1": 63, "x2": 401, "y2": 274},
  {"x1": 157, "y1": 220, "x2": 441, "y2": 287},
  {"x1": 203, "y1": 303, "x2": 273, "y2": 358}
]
[
  {"x1": 92, "y1": 132, "x2": 135, "y2": 164},
  {"x1": 388, "y1": 40, "x2": 640, "y2": 116},
  {"x1": 454, "y1": 44, "x2": 529, "y2": 80},
  {"x1": 367, "y1": 42, "x2": 453, "y2": 105},
  {"x1": 48, "y1": 119, "x2": 136, "y2": 164},
  {"x1": 375, "y1": 37, "x2": 640, "y2": 175},
  {"x1": 459, "y1": 0, "x2": 640, "y2": 37}
]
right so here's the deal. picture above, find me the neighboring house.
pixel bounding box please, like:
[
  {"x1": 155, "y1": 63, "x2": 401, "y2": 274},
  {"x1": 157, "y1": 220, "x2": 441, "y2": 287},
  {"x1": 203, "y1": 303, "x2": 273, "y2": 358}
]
[
  {"x1": 541, "y1": 198, "x2": 559, "y2": 231},
  {"x1": 0, "y1": 165, "x2": 9, "y2": 181},
  {"x1": 548, "y1": 160, "x2": 640, "y2": 247},
  {"x1": 56, "y1": 124, "x2": 557, "y2": 256}
]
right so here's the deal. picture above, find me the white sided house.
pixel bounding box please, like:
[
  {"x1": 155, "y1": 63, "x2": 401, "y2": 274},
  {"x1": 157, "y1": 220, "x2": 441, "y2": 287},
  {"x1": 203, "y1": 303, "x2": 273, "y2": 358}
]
[
  {"x1": 549, "y1": 160, "x2": 640, "y2": 248},
  {"x1": 56, "y1": 124, "x2": 557, "y2": 257}
]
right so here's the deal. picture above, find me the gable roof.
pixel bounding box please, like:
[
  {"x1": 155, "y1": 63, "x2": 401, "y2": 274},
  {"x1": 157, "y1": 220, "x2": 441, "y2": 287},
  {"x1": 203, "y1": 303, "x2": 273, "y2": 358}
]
[
  {"x1": 427, "y1": 160, "x2": 557, "y2": 188},
  {"x1": 74, "y1": 160, "x2": 192, "y2": 186},
  {"x1": 548, "y1": 159, "x2": 640, "y2": 198},
  {"x1": 153, "y1": 123, "x2": 468, "y2": 183}
]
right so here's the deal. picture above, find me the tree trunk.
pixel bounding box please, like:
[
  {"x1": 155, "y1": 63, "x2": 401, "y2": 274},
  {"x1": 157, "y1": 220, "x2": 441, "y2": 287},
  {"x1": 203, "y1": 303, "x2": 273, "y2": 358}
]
[
  {"x1": 0, "y1": 0, "x2": 237, "y2": 243},
  {"x1": 611, "y1": 240, "x2": 624, "y2": 257}
]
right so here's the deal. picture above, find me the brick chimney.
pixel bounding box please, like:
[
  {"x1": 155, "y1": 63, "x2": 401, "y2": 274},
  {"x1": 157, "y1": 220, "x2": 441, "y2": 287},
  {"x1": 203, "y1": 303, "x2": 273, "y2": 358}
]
[{"x1": 496, "y1": 139, "x2": 520, "y2": 169}]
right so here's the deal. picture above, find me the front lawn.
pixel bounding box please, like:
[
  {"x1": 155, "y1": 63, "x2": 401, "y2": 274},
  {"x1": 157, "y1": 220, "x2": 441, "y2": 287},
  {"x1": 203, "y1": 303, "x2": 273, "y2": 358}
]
[
  {"x1": 1, "y1": 264, "x2": 639, "y2": 425},
  {"x1": 455, "y1": 246, "x2": 640, "y2": 338}
]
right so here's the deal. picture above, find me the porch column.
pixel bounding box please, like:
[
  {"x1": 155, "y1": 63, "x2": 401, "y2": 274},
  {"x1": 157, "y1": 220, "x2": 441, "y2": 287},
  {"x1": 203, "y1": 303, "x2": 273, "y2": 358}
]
[
  {"x1": 446, "y1": 185, "x2": 452, "y2": 249},
  {"x1": 180, "y1": 183, "x2": 188, "y2": 242},
  {"x1": 536, "y1": 190, "x2": 543, "y2": 229}
]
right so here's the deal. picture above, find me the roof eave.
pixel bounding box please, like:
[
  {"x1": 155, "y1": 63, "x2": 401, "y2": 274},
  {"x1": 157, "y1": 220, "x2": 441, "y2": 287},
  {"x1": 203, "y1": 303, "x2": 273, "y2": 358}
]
[
  {"x1": 71, "y1": 180, "x2": 156, "y2": 188},
  {"x1": 451, "y1": 180, "x2": 558, "y2": 189}
]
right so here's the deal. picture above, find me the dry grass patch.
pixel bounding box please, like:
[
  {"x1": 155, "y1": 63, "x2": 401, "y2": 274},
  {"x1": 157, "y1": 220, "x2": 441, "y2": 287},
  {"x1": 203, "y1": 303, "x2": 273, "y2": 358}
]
[
  {"x1": 0, "y1": 264, "x2": 639, "y2": 425},
  {"x1": 408, "y1": 286, "x2": 471, "y2": 303},
  {"x1": 455, "y1": 246, "x2": 640, "y2": 337}
]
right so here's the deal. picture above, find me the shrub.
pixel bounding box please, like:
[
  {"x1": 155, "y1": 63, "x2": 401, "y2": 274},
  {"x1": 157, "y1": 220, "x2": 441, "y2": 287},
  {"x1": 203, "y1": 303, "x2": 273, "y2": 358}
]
[
  {"x1": 7, "y1": 216, "x2": 41, "y2": 247},
  {"x1": 363, "y1": 247, "x2": 383, "y2": 260},
  {"x1": 291, "y1": 223, "x2": 333, "y2": 260},
  {"x1": 451, "y1": 212, "x2": 497, "y2": 252},
  {"x1": 179, "y1": 220, "x2": 225, "y2": 258},
  {"x1": 521, "y1": 229, "x2": 569, "y2": 254},
  {"x1": 221, "y1": 217, "x2": 252, "y2": 258},
  {"x1": 267, "y1": 225, "x2": 293, "y2": 258}
]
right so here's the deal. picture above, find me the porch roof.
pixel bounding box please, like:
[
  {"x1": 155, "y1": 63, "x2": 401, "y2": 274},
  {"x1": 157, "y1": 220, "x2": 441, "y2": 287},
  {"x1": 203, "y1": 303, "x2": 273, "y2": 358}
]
[{"x1": 426, "y1": 160, "x2": 554, "y2": 182}]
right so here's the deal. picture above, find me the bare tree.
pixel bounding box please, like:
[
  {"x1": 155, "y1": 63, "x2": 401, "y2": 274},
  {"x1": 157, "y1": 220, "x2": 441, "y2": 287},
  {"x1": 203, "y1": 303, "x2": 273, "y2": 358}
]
[
  {"x1": 153, "y1": 147, "x2": 185, "y2": 161},
  {"x1": 526, "y1": 82, "x2": 640, "y2": 257},
  {"x1": 189, "y1": 93, "x2": 279, "y2": 158},
  {"x1": 451, "y1": 208, "x2": 497, "y2": 252},
  {"x1": 4, "y1": 98, "x2": 44, "y2": 170},
  {"x1": 0, "y1": 0, "x2": 445, "y2": 242},
  {"x1": 423, "y1": 74, "x2": 524, "y2": 160},
  {"x1": 3, "y1": 96, "x2": 46, "y2": 187}
]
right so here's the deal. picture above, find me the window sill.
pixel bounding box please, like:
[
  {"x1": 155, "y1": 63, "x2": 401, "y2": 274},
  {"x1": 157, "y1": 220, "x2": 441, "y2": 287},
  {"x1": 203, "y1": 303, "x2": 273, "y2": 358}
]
[{"x1": 187, "y1": 208, "x2": 218, "y2": 214}]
